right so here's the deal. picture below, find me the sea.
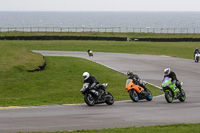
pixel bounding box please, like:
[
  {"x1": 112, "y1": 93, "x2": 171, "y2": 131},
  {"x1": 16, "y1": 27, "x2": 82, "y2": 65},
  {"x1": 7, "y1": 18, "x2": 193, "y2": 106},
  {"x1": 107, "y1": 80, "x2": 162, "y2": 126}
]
[{"x1": 0, "y1": 11, "x2": 200, "y2": 33}]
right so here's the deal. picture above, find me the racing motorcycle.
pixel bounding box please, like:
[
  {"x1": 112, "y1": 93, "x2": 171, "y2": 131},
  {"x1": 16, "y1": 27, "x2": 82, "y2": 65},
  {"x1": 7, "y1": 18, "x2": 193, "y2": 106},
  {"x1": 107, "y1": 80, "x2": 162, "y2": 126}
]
[
  {"x1": 80, "y1": 83, "x2": 114, "y2": 106},
  {"x1": 125, "y1": 79, "x2": 152, "y2": 102},
  {"x1": 87, "y1": 49, "x2": 93, "y2": 57},
  {"x1": 161, "y1": 77, "x2": 186, "y2": 103},
  {"x1": 194, "y1": 52, "x2": 200, "y2": 62}
]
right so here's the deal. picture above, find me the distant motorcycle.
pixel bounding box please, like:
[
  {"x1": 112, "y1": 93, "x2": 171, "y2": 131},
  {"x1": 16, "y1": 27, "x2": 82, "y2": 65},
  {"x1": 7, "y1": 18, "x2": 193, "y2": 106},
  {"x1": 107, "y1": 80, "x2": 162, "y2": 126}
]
[
  {"x1": 125, "y1": 79, "x2": 152, "y2": 102},
  {"x1": 161, "y1": 77, "x2": 186, "y2": 103},
  {"x1": 87, "y1": 49, "x2": 93, "y2": 57},
  {"x1": 194, "y1": 52, "x2": 200, "y2": 62},
  {"x1": 80, "y1": 83, "x2": 114, "y2": 106}
]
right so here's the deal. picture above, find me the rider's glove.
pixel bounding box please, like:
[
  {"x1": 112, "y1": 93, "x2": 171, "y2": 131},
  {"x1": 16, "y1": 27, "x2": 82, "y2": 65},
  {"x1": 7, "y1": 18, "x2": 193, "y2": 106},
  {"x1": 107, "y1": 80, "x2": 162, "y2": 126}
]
[
  {"x1": 172, "y1": 80, "x2": 176, "y2": 84},
  {"x1": 80, "y1": 88, "x2": 85, "y2": 92},
  {"x1": 89, "y1": 83, "x2": 96, "y2": 89}
]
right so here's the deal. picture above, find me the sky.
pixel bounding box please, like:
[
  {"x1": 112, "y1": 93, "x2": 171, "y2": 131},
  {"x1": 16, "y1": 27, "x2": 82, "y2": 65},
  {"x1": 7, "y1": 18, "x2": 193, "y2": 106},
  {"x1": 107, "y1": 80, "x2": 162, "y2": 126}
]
[{"x1": 0, "y1": 0, "x2": 200, "y2": 11}]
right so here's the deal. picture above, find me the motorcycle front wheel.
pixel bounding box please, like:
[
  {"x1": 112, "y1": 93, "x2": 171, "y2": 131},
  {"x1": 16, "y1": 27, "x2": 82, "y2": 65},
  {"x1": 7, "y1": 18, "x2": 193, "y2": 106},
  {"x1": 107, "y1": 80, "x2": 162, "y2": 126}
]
[
  {"x1": 146, "y1": 89, "x2": 153, "y2": 101},
  {"x1": 105, "y1": 92, "x2": 114, "y2": 105},
  {"x1": 129, "y1": 89, "x2": 139, "y2": 102},
  {"x1": 179, "y1": 89, "x2": 186, "y2": 102},
  {"x1": 165, "y1": 90, "x2": 173, "y2": 103},
  {"x1": 84, "y1": 93, "x2": 95, "y2": 106}
]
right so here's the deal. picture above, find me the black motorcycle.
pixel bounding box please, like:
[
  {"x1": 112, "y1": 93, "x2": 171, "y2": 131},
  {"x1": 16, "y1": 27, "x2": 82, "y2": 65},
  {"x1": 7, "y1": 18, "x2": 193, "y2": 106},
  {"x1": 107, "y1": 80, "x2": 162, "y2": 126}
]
[{"x1": 80, "y1": 83, "x2": 114, "y2": 106}]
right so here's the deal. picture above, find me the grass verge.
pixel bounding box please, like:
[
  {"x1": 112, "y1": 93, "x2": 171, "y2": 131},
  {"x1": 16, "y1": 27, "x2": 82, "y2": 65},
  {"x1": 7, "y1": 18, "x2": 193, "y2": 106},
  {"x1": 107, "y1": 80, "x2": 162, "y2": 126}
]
[
  {"x1": 0, "y1": 44, "x2": 44, "y2": 72},
  {"x1": 18, "y1": 123, "x2": 200, "y2": 133},
  {"x1": 1, "y1": 40, "x2": 200, "y2": 59},
  {"x1": 1, "y1": 31, "x2": 200, "y2": 38}
]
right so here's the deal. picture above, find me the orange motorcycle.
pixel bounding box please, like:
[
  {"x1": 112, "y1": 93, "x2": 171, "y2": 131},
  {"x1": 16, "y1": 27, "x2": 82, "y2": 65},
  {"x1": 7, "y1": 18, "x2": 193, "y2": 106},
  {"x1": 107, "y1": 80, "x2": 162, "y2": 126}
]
[{"x1": 125, "y1": 79, "x2": 152, "y2": 102}]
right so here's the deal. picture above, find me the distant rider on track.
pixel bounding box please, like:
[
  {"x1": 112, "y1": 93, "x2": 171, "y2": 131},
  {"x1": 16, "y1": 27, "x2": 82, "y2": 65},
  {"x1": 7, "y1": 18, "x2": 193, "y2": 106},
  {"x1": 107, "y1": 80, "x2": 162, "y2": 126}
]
[{"x1": 194, "y1": 48, "x2": 199, "y2": 59}]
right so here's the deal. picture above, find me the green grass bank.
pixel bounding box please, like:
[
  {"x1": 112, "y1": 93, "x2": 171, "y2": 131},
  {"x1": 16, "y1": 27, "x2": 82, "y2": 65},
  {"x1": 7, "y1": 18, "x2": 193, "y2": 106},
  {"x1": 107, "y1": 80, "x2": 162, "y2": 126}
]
[
  {"x1": 1, "y1": 40, "x2": 200, "y2": 59},
  {"x1": 18, "y1": 123, "x2": 200, "y2": 133},
  {"x1": 1, "y1": 31, "x2": 200, "y2": 38}
]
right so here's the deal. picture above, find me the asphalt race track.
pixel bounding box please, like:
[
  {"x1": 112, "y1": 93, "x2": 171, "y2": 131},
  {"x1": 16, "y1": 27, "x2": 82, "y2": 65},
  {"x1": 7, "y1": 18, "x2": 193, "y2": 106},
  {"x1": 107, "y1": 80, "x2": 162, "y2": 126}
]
[{"x1": 1, "y1": 51, "x2": 200, "y2": 133}]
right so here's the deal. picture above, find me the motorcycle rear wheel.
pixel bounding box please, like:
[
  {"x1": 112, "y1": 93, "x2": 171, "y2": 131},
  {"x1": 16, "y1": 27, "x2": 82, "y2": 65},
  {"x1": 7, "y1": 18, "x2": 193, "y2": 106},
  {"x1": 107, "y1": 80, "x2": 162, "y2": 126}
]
[
  {"x1": 165, "y1": 90, "x2": 173, "y2": 103},
  {"x1": 105, "y1": 92, "x2": 114, "y2": 105},
  {"x1": 84, "y1": 93, "x2": 95, "y2": 106},
  {"x1": 129, "y1": 89, "x2": 139, "y2": 102},
  {"x1": 179, "y1": 89, "x2": 186, "y2": 102}
]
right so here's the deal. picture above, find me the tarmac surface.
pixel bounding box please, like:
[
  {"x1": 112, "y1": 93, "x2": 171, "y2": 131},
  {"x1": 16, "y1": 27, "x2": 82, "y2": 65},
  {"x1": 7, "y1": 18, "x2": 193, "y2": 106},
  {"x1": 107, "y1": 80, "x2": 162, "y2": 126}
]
[{"x1": 0, "y1": 51, "x2": 200, "y2": 133}]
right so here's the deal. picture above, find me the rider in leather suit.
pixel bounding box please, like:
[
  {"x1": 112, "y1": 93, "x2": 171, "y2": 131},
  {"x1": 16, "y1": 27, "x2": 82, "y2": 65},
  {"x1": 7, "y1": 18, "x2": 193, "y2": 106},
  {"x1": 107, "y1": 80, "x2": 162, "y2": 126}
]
[
  {"x1": 82, "y1": 72, "x2": 102, "y2": 99},
  {"x1": 127, "y1": 71, "x2": 147, "y2": 91}
]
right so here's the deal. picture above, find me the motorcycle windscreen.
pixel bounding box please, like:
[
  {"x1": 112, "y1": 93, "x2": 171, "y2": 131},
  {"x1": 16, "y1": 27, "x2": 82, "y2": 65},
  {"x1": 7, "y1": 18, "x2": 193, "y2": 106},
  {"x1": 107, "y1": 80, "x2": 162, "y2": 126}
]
[
  {"x1": 125, "y1": 79, "x2": 133, "y2": 92},
  {"x1": 163, "y1": 77, "x2": 170, "y2": 83},
  {"x1": 81, "y1": 83, "x2": 90, "y2": 92},
  {"x1": 162, "y1": 77, "x2": 171, "y2": 87},
  {"x1": 126, "y1": 79, "x2": 132, "y2": 85}
]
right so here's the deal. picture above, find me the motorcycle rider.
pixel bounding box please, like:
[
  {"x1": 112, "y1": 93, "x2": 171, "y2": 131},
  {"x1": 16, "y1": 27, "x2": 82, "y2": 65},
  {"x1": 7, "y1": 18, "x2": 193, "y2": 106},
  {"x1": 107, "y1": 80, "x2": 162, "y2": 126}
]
[
  {"x1": 163, "y1": 68, "x2": 183, "y2": 96},
  {"x1": 127, "y1": 71, "x2": 147, "y2": 91},
  {"x1": 194, "y1": 48, "x2": 199, "y2": 59},
  {"x1": 81, "y1": 72, "x2": 102, "y2": 99}
]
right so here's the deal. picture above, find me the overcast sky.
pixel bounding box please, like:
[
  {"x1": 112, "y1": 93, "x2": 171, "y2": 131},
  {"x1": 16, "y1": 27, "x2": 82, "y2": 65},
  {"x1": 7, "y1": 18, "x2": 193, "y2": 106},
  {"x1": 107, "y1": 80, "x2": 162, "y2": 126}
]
[{"x1": 1, "y1": 0, "x2": 200, "y2": 11}]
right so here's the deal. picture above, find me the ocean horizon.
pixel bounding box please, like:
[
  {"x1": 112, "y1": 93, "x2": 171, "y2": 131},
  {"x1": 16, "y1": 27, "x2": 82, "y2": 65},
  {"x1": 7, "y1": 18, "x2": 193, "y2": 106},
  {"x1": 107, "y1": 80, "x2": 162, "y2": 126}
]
[{"x1": 0, "y1": 11, "x2": 200, "y2": 33}]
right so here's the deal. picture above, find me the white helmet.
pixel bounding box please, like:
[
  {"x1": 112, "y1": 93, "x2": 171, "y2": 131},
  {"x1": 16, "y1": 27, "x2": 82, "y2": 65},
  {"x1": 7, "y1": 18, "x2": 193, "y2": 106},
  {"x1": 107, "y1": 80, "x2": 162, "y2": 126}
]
[
  {"x1": 164, "y1": 68, "x2": 170, "y2": 76},
  {"x1": 83, "y1": 72, "x2": 90, "y2": 80}
]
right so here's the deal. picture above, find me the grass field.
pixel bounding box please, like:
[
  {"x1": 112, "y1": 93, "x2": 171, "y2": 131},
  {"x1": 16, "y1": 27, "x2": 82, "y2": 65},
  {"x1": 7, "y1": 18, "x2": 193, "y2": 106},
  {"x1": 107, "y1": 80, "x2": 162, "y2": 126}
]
[
  {"x1": 19, "y1": 123, "x2": 200, "y2": 133},
  {"x1": 1, "y1": 31, "x2": 200, "y2": 38},
  {"x1": 1, "y1": 40, "x2": 200, "y2": 59}
]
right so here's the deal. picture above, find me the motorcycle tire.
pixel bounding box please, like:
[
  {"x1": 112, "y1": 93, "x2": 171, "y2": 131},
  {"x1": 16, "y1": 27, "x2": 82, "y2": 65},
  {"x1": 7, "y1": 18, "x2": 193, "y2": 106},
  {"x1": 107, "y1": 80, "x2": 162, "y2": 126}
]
[
  {"x1": 84, "y1": 93, "x2": 95, "y2": 106},
  {"x1": 165, "y1": 90, "x2": 174, "y2": 103},
  {"x1": 179, "y1": 89, "x2": 186, "y2": 102},
  {"x1": 129, "y1": 89, "x2": 139, "y2": 102},
  {"x1": 146, "y1": 89, "x2": 153, "y2": 101},
  {"x1": 105, "y1": 92, "x2": 114, "y2": 105}
]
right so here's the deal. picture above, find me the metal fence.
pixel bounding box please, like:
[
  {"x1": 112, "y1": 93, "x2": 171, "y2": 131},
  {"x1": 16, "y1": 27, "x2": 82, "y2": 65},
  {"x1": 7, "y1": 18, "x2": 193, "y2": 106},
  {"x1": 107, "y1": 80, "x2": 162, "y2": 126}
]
[{"x1": 0, "y1": 27, "x2": 200, "y2": 33}]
